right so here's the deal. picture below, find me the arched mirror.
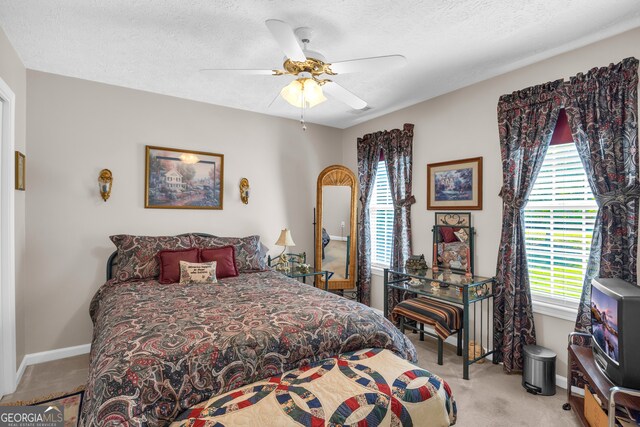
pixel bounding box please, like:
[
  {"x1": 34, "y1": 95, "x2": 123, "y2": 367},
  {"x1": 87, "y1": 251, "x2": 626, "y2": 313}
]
[{"x1": 315, "y1": 165, "x2": 358, "y2": 291}]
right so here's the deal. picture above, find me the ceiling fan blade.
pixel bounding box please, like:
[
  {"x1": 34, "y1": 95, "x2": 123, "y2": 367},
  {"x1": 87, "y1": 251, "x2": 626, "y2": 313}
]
[
  {"x1": 267, "y1": 91, "x2": 282, "y2": 109},
  {"x1": 322, "y1": 81, "x2": 367, "y2": 110},
  {"x1": 200, "y1": 68, "x2": 280, "y2": 76},
  {"x1": 328, "y1": 55, "x2": 406, "y2": 74},
  {"x1": 265, "y1": 19, "x2": 306, "y2": 62}
]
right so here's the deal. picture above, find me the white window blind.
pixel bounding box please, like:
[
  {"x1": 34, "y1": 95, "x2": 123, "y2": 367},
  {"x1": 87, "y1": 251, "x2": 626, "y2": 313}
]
[
  {"x1": 370, "y1": 160, "x2": 394, "y2": 266},
  {"x1": 524, "y1": 143, "x2": 598, "y2": 308}
]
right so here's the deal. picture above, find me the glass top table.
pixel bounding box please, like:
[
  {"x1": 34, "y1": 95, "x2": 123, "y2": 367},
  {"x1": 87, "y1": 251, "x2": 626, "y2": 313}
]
[
  {"x1": 286, "y1": 266, "x2": 329, "y2": 290},
  {"x1": 384, "y1": 268, "x2": 496, "y2": 379},
  {"x1": 385, "y1": 268, "x2": 493, "y2": 305}
]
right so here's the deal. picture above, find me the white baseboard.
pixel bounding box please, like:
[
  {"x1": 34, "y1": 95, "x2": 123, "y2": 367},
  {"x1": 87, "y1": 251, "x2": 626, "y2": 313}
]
[
  {"x1": 16, "y1": 343, "x2": 91, "y2": 387},
  {"x1": 555, "y1": 374, "x2": 585, "y2": 395}
]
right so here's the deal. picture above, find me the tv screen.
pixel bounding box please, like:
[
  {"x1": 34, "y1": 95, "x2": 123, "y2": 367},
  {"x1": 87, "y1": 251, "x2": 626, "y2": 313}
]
[{"x1": 591, "y1": 284, "x2": 619, "y2": 364}]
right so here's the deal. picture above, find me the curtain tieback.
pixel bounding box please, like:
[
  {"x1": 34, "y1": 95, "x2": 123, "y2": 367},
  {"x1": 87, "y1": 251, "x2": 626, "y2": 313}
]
[
  {"x1": 596, "y1": 185, "x2": 640, "y2": 208},
  {"x1": 395, "y1": 195, "x2": 416, "y2": 210},
  {"x1": 499, "y1": 188, "x2": 527, "y2": 210}
]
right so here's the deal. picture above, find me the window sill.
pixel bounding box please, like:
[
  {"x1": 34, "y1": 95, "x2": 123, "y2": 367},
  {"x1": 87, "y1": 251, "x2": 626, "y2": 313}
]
[
  {"x1": 371, "y1": 265, "x2": 388, "y2": 277},
  {"x1": 531, "y1": 299, "x2": 578, "y2": 322}
]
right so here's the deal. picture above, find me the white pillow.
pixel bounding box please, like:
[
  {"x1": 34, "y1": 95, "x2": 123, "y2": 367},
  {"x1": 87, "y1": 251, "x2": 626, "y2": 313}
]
[
  {"x1": 179, "y1": 261, "x2": 218, "y2": 284},
  {"x1": 454, "y1": 229, "x2": 468, "y2": 243}
]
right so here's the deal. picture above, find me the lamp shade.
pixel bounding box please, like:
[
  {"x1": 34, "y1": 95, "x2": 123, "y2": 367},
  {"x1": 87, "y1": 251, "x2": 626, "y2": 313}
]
[
  {"x1": 275, "y1": 228, "x2": 296, "y2": 247},
  {"x1": 280, "y1": 78, "x2": 327, "y2": 109}
]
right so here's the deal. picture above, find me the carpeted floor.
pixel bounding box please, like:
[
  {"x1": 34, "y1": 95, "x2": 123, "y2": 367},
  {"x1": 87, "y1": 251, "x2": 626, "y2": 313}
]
[
  {"x1": 404, "y1": 333, "x2": 580, "y2": 426},
  {"x1": 0, "y1": 337, "x2": 581, "y2": 426}
]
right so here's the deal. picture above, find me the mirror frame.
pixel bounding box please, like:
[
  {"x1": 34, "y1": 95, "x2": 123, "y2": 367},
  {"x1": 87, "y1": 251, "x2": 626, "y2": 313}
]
[{"x1": 315, "y1": 165, "x2": 358, "y2": 291}]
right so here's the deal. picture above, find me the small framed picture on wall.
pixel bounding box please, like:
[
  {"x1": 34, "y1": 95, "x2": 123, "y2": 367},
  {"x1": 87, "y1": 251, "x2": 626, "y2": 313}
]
[
  {"x1": 427, "y1": 157, "x2": 482, "y2": 210},
  {"x1": 15, "y1": 151, "x2": 25, "y2": 191}
]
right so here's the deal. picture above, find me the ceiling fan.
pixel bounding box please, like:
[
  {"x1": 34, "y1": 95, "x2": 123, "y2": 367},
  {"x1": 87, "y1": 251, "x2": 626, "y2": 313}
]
[{"x1": 201, "y1": 19, "x2": 406, "y2": 127}]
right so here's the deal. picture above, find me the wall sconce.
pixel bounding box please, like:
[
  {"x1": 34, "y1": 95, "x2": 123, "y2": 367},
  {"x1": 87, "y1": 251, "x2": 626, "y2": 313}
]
[
  {"x1": 98, "y1": 169, "x2": 113, "y2": 202},
  {"x1": 239, "y1": 178, "x2": 250, "y2": 204}
]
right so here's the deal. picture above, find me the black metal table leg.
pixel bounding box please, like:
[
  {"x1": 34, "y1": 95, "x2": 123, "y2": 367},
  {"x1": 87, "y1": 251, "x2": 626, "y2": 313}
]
[
  {"x1": 383, "y1": 269, "x2": 389, "y2": 319},
  {"x1": 463, "y1": 287, "x2": 470, "y2": 380}
]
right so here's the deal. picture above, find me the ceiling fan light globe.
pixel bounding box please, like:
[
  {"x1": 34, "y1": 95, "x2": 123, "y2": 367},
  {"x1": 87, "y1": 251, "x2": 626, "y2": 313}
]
[
  {"x1": 302, "y1": 78, "x2": 327, "y2": 107},
  {"x1": 280, "y1": 78, "x2": 326, "y2": 108},
  {"x1": 280, "y1": 79, "x2": 304, "y2": 107}
]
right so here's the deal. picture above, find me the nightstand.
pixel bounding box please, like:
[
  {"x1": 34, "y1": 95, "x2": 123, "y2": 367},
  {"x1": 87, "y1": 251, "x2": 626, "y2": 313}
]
[{"x1": 268, "y1": 252, "x2": 330, "y2": 291}]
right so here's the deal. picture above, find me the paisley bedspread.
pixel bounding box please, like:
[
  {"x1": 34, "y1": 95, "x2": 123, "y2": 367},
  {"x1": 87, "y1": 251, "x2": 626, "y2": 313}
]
[
  {"x1": 80, "y1": 271, "x2": 417, "y2": 426},
  {"x1": 173, "y1": 348, "x2": 456, "y2": 426}
]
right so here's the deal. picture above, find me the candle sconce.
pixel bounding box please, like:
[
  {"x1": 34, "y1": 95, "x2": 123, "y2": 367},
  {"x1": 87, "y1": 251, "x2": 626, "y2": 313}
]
[
  {"x1": 98, "y1": 169, "x2": 113, "y2": 202},
  {"x1": 239, "y1": 178, "x2": 250, "y2": 204}
]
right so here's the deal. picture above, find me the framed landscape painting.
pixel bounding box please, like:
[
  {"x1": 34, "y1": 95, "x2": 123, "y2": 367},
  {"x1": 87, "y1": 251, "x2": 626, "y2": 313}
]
[
  {"x1": 427, "y1": 157, "x2": 482, "y2": 210},
  {"x1": 145, "y1": 146, "x2": 224, "y2": 209}
]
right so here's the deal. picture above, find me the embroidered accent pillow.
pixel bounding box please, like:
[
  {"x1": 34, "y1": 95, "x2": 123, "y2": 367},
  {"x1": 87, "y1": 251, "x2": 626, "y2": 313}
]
[
  {"x1": 110, "y1": 234, "x2": 193, "y2": 282},
  {"x1": 179, "y1": 261, "x2": 218, "y2": 284},
  {"x1": 454, "y1": 229, "x2": 469, "y2": 243},
  {"x1": 191, "y1": 235, "x2": 265, "y2": 272}
]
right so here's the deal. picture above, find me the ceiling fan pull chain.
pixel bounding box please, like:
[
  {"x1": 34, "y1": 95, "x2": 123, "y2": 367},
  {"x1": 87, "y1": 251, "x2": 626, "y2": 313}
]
[{"x1": 301, "y1": 81, "x2": 307, "y2": 131}]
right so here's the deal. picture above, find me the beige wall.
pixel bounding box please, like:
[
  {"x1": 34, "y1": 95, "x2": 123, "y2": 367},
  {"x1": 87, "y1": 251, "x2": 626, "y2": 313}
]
[
  {"x1": 340, "y1": 27, "x2": 640, "y2": 377},
  {"x1": 25, "y1": 70, "x2": 343, "y2": 354},
  {"x1": 0, "y1": 27, "x2": 26, "y2": 366}
]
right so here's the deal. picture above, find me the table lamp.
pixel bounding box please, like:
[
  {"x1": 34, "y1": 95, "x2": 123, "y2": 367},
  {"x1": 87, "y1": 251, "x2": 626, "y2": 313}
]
[{"x1": 275, "y1": 228, "x2": 296, "y2": 257}]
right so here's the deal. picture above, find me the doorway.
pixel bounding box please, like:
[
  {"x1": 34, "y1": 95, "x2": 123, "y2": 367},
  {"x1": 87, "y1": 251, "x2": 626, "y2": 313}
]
[{"x1": 0, "y1": 76, "x2": 16, "y2": 397}]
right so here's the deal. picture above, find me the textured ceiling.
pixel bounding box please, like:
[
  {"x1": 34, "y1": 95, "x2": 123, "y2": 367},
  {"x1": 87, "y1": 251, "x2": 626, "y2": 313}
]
[{"x1": 1, "y1": 1, "x2": 639, "y2": 128}]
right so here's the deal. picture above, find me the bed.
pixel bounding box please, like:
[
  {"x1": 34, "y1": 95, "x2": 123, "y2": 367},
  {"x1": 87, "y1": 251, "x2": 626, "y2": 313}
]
[{"x1": 80, "y1": 233, "x2": 456, "y2": 426}]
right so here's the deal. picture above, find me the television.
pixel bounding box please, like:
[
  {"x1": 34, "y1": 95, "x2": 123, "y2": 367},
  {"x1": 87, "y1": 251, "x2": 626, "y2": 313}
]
[{"x1": 591, "y1": 277, "x2": 640, "y2": 389}]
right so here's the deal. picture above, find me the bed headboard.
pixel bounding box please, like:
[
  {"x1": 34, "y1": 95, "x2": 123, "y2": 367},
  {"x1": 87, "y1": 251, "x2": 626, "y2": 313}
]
[{"x1": 106, "y1": 233, "x2": 215, "y2": 281}]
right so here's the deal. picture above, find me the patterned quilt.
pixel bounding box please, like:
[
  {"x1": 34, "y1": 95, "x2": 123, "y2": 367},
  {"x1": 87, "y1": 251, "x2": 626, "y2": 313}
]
[
  {"x1": 173, "y1": 348, "x2": 456, "y2": 427},
  {"x1": 80, "y1": 271, "x2": 417, "y2": 426}
]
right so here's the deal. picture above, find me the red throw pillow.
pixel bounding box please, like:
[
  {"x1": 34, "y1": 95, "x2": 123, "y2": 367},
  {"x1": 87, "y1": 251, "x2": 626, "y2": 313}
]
[
  {"x1": 200, "y1": 246, "x2": 239, "y2": 279},
  {"x1": 439, "y1": 227, "x2": 460, "y2": 243},
  {"x1": 158, "y1": 248, "x2": 199, "y2": 284}
]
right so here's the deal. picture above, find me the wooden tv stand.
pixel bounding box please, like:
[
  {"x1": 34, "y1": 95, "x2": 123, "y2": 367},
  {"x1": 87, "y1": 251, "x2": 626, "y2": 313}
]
[{"x1": 564, "y1": 333, "x2": 640, "y2": 427}]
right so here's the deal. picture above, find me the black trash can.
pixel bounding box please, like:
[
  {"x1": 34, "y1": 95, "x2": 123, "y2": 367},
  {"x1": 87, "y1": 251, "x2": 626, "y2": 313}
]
[{"x1": 522, "y1": 345, "x2": 556, "y2": 396}]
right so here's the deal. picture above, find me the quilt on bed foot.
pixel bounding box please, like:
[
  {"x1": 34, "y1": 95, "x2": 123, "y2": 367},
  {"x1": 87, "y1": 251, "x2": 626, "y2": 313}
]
[{"x1": 173, "y1": 348, "x2": 456, "y2": 427}]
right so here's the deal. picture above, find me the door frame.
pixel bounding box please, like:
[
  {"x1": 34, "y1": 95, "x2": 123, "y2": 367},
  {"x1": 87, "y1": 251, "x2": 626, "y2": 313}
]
[{"x1": 0, "y1": 75, "x2": 16, "y2": 396}]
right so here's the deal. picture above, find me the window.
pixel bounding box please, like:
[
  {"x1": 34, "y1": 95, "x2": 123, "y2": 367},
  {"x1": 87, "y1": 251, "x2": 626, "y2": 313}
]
[
  {"x1": 524, "y1": 142, "x2": 598, "y2": 310},
  {"x1": 370, "y1": 160, "x2": 394, "y2": 267}
]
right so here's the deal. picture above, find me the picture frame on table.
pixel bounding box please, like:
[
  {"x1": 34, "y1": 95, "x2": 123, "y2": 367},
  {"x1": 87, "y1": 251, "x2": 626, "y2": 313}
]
[
  {"x1": 145, "y1": 145, "x2": 224, "y2": 209},
  {"x1": 15, "y1": 151, "x2": 25, "y2": 191},
  {"x1": 427, "y1": 157, "x2": 482, "y2": 210}
]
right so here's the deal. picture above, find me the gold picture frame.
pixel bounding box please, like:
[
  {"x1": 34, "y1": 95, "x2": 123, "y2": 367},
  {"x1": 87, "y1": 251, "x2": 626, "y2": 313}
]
[
  {"x1": 15, "y1": 151, "x2": 25, "y2": 191},
  {"x1": 427, "y1": 157, "x2": 482, "y2": 210},
  {"x1": 144, "y1": 145, "x2": 224, "y2": 209}
]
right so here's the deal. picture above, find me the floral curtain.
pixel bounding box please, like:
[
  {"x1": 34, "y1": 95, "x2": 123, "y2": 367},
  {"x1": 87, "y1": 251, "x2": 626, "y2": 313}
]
[
  {"x1": 357, "y1": 132, "x2": 383, "y2": 306},
  {"x1": 563, "y1": 57, "x2": 639, "y2": 337},
  {"x1": 356, "y1": 124, "x2": 415, "y2": 307},
  {"x1": 495, "y1": 80, "x2": 564, "y2": 373},
  {"x1": 382, "y1": 123, "x2": 416, "y2": 313}
]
